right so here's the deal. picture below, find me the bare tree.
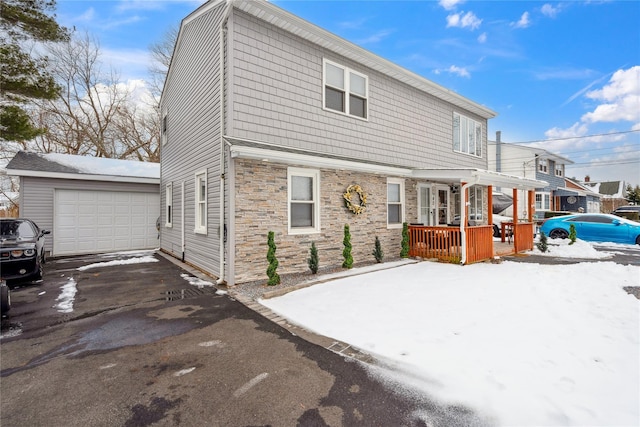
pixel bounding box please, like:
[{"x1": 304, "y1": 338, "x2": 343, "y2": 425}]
[
  {"x1": 28, "y1": 32, "x2": 159, "y2": 161},
  {"x1": 148, "y1": 25, "x2": 178, "y2": 99}
]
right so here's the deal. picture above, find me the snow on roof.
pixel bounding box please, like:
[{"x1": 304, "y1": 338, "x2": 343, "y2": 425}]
[
  {"x1": 5, "y1": 151, "x2": 159, "y2": 182},
  {"x1": 43, "y1": 152, "x2": 159, "y2": 179}
]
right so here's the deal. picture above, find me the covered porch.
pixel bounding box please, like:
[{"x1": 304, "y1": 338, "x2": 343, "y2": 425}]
[{"x1": 407, "y1": 169, "x2": 546, "y2": 264}]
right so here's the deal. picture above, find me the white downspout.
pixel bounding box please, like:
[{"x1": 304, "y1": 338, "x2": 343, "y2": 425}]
[
  {"x1": 181, "y1": 181, "x2": 185, "y2": 262},
  {"x1": 460, "y1": 175, "x2": 481, "y2": 265},
  {"x1": 216, "y1": 25, "x2": 227, "y2": 285}
]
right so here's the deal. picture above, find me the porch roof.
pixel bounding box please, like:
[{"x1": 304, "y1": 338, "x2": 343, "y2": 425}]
[
  {"x1": 226, "y1": 136, "x2": 548, "y2": 189},
  {"x1": 412, "y1": 168, "x2": 547, "y2": 190}
]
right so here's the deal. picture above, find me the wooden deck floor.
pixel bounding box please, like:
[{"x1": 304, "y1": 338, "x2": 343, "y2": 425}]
[{"x1": 494, "y1": 240, "x2": 516, "y2": 256}]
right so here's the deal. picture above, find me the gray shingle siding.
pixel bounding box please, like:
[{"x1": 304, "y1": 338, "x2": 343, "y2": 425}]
[
  {"x1": 228, "y1": 10, "x2": 487, "y2": 170},
  {"x1": 160, "y1": 2, "x2": 226, "y2": 277}
]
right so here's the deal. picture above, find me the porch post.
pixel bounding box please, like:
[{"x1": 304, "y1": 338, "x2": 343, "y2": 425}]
[
  {"x1": 528, "y1": 190, "x2": 535, "y2": 222},
  {"x1": 487, "y1": 186, "x2": 493, "y2": 227},
  {"x1": 512, "y1": 188, "x2": 519, "y2": 251}
]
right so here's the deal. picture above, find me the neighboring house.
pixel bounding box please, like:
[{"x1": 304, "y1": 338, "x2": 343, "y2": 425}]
[
  {"x1": 160, "y1": 0, "x2": 545, "y2": 285},
  {"x1": 557, "y1": 178, "x2": 601, "y2": 213},
  {"x1": 5, "y1": 151, "x2": 160, "y2": 257},
  {"x1": 581, "y1": 178, "x2": 627, "y2": 213},
  {"x1": 488, "y1": 132, "x2": 572, "y2": 216}
]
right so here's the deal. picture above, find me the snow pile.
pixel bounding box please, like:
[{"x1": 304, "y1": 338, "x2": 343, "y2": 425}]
[
  {"x1": 77, "y1": 255, "x2": 158, "y2": 271},
  {"x1": 54, "y1": 278, "x2": 77, "y2": 313},
  {"x1": 261, "y1": 258, "x2": 640, "y2": 426},
  {"x1": 530, "y1": 237, "x2": 614, "y2": 259}
]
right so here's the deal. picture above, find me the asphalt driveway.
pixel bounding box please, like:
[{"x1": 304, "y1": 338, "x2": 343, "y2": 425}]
[{"x1": 1, "y1": 250, "x2": 489, "y2": 427}]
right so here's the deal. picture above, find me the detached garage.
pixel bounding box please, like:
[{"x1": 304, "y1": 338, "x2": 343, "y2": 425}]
[{"x1": 5, "y1": 151, "x2": 160, "y2": 257}]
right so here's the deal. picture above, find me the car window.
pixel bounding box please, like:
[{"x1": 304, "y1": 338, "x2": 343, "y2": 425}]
[
  {"x1": 567, "y1": 215, "x2": 612, "y2": 224},
  {"x1": 0, "y1": 220, "x2": 36, "y2": 239}
]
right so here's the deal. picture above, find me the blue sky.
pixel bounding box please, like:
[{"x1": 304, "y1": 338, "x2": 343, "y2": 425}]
[{"x1": 55, "y1": 0, "x2": 640, "y2": 186}]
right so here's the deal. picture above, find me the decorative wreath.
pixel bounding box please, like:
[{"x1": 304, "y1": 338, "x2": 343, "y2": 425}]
[{"x1": 343, "y1": 184, "x2": 368, "y2": 215}]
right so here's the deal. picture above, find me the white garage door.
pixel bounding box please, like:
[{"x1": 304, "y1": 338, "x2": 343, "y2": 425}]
[{"x1": 54, "y1": 189, "x2": 160, "y2": 256}]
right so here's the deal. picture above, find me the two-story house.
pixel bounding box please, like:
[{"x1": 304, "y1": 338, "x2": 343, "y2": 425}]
[
  {"x1": 160, "y1": 0, "x2": 545, "y2": 285},
  {"x1": 488, "y1": 133, "x2": 575, "y2": 216}
]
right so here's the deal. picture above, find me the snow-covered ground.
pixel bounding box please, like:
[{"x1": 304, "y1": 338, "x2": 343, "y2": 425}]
[{"x1": 261, "y1": 240, "x2": 640, "y2": 426}]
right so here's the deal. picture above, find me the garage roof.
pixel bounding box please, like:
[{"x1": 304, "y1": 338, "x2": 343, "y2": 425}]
[{"x1": 5, "y1": 151, "x2": 160, "y2": 184}]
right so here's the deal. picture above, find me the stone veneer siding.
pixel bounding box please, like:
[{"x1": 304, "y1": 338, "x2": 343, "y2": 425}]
[{"x1": 234, "y1": 159, "x2": 418, "y2": 283}]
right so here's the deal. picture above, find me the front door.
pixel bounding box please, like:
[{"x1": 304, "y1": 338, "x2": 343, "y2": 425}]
[{"x1": 418, "y1": 185, "x2": 433, "y2": 225}]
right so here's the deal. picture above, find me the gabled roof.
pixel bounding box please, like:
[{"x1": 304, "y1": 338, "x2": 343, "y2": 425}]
[
  {"x1": 583, "y1": 180, "x2": 626, "y2": 198},
  {"x1": 488, "y1": 141, "x2": 573, "y2": 165},
  {"x1": 175, "y1": 0, "x2": 496, "y2": 120},
  {"x1": 559, "y1": 178, "x2": 601, "y2": 199},
  {"x1": 5, "y1": 151, "x2": 160, "y2": 184}
]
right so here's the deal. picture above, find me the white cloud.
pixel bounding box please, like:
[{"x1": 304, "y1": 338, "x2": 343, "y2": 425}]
[
  {"x1": 512, "y1": 12, "x2": 531, "y2": 29},
  {"x1": 435, "y1": 65, "x2": 471, "y2": 78},
  {"x1": 438, "y1": 0, "x2": 464, "y2": 11},
  {"x1": 477, "y1": 32, "x2": 487, "y2": 43},
  {"x1": 446, "y1": 11, "x2": 482, "y2": 30},
  {"x1": 582, "y1": 66, "x2": 640, "y2": 126},
  {"x1": 541, "y1": 3, "x2": 560, "y2": 18}
]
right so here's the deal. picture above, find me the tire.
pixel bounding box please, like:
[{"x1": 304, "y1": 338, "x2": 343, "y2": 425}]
[
  {"x1": 549, "y1": 229, "x2": 569, "y2": 239},
  {"x1": 1, "y1": 285, "x2": 10, "y2": 315},
  {"x1": 636, "y1": 235, "x2": 640, "y2": 245},
  {"x1": 493, "y1": 224, "x2": 500, "y2": 238}
]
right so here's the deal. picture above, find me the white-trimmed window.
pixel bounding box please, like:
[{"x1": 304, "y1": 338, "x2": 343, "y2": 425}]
[
  {"x1": 323, "y1": 59, "x2": 368, "y2": 119},
  {"x1": 165, "y1": 182, "x2": 173, "y2": 227},
  {"x1": 288, "y1": 168, "x2": 320, "y2": 234},
  {"x1": 161, "y1": 112, "x2": 168, "y2": 145},
  {"x1": 195, "y1": 171, "x2": 207, "y2": 234},
  {"x1": 538, "y1": 158, "x2": 548, "y2": 173},
  {"x1": 469, "y1": 186, "x2": 485, "y2": 221},
  {"x1": 453, "y1": 112, "x2": 482, "y2": 157},
  {"x1": 387, "y1": 178, "x2": 405, "y2": 227},
  {"x1": 535, "y1": 192, "x2": 551, "y2": 210},
  {"x1": 555, "y1": 164, "x2": 563, "y2": 177}
]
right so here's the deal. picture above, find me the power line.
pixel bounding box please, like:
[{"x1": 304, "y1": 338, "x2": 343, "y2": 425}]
[{"x1": 492, "y1": 129, "x2": 640, "y2": 145}]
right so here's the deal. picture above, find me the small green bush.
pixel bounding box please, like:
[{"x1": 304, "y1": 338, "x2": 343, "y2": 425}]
[
  {"x1": 400, "y1": 222, "x2": 410, "y2": 258},
  {"x1": 536, "y1": 231, "x2": 549, "y2": 253},
  {"x1": 569, "y1": 224, "x2": 577, "y2": 245},
  {"x1": 308, "y1": 241, "x2": 319, "y2": 274},
  {"x1": 266, "y1": 231, "x2": 280, "y2": 286},
  {"x1": 372, "y1": 236, "x2": 384, "y2": 263},
  {"x1": 342, "y1": 224, "x2": 353, "y2": 269}
]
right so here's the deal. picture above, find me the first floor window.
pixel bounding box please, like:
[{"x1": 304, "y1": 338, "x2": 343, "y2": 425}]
[
  {"x1": 453, "y1": 112, "x2": 482, "y2": 157},
  {"x1": 469, "y1": 186, "x2": 484, "y2": 221},
  {"x1": 165, "y1": 182, "x2": 173, "y2": 227},
  {"x1": 288, "y1": 168, "x2": 320, "y2": 234},
  {"x1": 387, "y1": 178, "x2": 405, "y2": 227},
  {"x1": 195, "y1": 171, "x2": 207, "y2": 234},
  {"x1": 535, "y1": 192, "x2": 550, "y2": 210}
]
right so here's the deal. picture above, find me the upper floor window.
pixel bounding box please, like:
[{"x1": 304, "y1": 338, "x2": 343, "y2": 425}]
[
  {"x1": 555, "y1": 164, "x2": 563, "y2": 177},
  {"x1": 165, "y1": 183, "x2": 173, "y2": 227},
  {"x1": 323, "y1": 59, "x2": 368, "y2": 119},
  {"x1": 387, "y1": 178, "x2": 405, "y2": 228},
  {"x1": 538, "y1": 158, "x2": 548, "y2": 173},
  {"x1": 453, "y1": 113, "x2": 482, "y2": 157},
  {"x1": 195, "y1": 171, "x2": 207, "y2": 234},
  {"x1": 161, "y1": 112, "x2": 168, "y2": 145},
  {"x1": 288, "y1": 168, "x2": 320, "y2": 234}
]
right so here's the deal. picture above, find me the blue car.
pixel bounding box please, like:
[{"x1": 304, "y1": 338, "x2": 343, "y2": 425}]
[{"x1": 540, "y1": 213, "x2": 640, "y2": 245}]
